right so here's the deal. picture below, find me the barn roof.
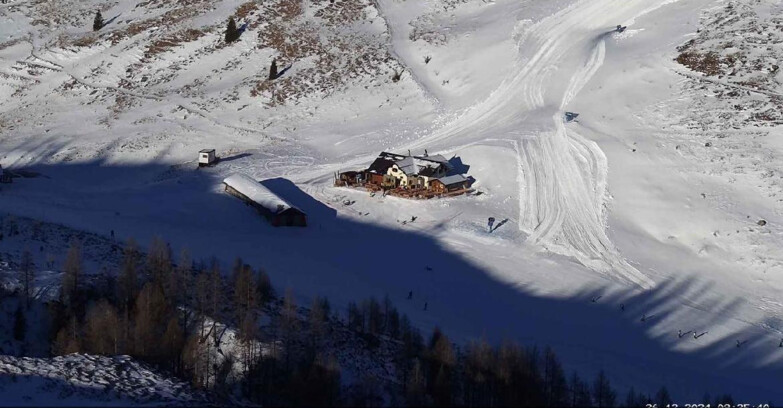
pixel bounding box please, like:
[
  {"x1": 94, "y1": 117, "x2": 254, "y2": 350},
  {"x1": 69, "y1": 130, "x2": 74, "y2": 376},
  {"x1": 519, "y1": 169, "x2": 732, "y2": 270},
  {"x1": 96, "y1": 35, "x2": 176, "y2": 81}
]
[
  {"x1": 436, "y1": 174, "x2": 468, "y2": 186},
  {"x1": 367, "y1": 157, "x2": 395, "y2": 174},
  {"x1": 223, "y1": 173, "x2": 304, "y2": 215}
]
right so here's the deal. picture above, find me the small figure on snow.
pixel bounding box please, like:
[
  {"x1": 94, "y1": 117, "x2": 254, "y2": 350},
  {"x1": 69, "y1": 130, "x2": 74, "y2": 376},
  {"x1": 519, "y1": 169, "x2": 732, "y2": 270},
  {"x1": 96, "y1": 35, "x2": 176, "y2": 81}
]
[
  {"x1": 640, "y1": 313, "x2": 647, "y2": 322},
  {"x1": 488, "y1": 217, "x2": 496, "y2": 232},
  {"x1": 678, "y1": 330, "x2": 693, "y2": 339},
  {"x1": 411, "y1": 216, "x2": 417, "y2": 222},
  {"x1": 425, "y1": 266, "x2": 433, "y2": 271},
  {"x1": 620, "y1": 303, "x2": 625, "y2": 312},
  {"x1": 424, "y1": 302, "x2": 428, "y2": 311},
  {"x1": 779, "y1": 338, "x2": 783, "y2": 348},
  {"x1": 591, "y1": 295, "x2": 601, "y2": 303},
  {"x1": 110, "y1": 229, "x2": 115, "y2": 240},
  {"x1": 407, "y1": 290, "x2": 413, "y2": 300}
]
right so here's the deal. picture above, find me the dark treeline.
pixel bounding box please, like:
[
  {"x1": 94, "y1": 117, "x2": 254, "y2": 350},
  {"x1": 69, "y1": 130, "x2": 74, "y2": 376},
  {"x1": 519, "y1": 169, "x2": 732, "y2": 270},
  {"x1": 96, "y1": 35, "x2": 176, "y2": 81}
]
[{"x1": 8, "y1": 234, "x2": 736, "y2": 407}]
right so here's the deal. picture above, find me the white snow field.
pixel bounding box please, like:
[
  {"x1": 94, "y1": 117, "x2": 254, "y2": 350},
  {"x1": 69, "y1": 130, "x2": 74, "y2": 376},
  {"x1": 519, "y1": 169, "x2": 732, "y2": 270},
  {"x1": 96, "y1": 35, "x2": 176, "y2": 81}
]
[{"x1": 4, "y1": 0, "x2": 783, "y2": 402}]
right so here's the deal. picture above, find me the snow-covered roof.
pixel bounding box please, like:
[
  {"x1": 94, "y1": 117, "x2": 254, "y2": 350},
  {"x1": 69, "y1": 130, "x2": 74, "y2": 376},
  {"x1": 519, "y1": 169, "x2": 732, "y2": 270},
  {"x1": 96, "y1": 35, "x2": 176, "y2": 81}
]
[
  {"x1": 437, "y1": 174, "x2": 468, "y2": 186},
  {"x1": 223, "y1": 173, "x2": 303, "y2": 214},
  {"x1": 419, "y1": 154, "x2": 449, "y2": 164},
  {"x1": 395, "y1": 156, "x2": 419, "y2": 175}
]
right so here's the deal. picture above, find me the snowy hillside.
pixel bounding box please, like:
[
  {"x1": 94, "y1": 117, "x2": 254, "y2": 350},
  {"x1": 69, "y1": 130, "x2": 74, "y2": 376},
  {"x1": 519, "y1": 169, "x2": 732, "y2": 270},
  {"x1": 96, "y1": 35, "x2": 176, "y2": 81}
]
[
  {"x1": 4, "y1": 0, "x2": 783, "y2": 403},
  {"x1": 0, "y1": 354, "x2": 209, "y2": 406}
]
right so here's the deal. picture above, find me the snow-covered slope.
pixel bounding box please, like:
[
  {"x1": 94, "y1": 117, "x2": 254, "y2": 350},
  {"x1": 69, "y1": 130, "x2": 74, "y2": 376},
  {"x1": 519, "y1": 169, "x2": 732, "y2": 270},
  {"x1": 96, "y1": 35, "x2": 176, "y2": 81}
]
[
  {"x1": 4, "y1": 0, "x2": 783, "y2": 402},
  {"x1": 0, "y1": 354, "x2": 209, "y2": 406}
]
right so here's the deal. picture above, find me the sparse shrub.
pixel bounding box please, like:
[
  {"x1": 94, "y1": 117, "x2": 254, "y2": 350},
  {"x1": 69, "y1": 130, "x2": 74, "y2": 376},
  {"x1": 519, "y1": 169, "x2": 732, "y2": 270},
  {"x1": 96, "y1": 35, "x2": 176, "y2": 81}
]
[{"x1": 392, "y1": 69, "x2": 403, "y2": 82}]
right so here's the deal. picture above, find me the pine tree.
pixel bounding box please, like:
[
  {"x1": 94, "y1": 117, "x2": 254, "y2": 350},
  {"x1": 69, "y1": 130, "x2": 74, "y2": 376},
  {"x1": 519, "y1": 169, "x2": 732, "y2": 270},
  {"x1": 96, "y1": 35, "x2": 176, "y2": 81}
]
[
  {"x1": 625, "y1": 387, "x2": 644, "y2": 408},
  {"x1": 464, "y1": 339, "x2": 494, "y2": 406},
  {"x1": 195, "y1": 270, "x2": 210, "y2": 336},
  {"x1": 569, "y1": 372, "x2": 592, "y2": 407},
  {"x1": 427, "y1": 328, "x2": 455, "y2": 406},
  {"x1": 133, "y1": 282, "x2": 168, "y2": 360},
  {"x1": 13, "y1": 305, "x2": 25, "y2": 342},
  {"x1": 225, "y1": 17, "x2": 238, "y2": 43},
  {"x1": 405, "y1": 358, "x2": 427, "y2": 406},
  {"x1": 61, "y1": 237, "x2": 83, "y2": 312},
  {"x1": 655, "y1": 386, "x2": 673, "y2": 407},
  {"x1": 168, "y1": 248, "x2": 190, "y2": 309},
  {"x1": 592, "y1": 370, "x2": 617, "y2": 407},
  {"x1": 93, "y1": 10, "x2": 103, "y2": 32},
  {"x1": 543, "y1": 346, "x2": 568, "y2": 406},
  {"x1": 19, "y1": 249, "x2": 34, "y2": 308},
  {"x1": 280, "y1": 288, "x2": 298, "y2": 369},
  {"x1": 269, "y1": 58, "x2": 278, "y2": 80},
  {"x1": 117, "y1": 239, "x2": 139, "y2": 351},
  {"x1": 162, "y1": 316, "x2": 184, "y2": 373},
  {"x1": 146, "y1": 236, "x2": 171, "y2": 286},
  {"x1": 52, "y1": 317, "x2": 81, "y2": 355},
  {"x1": 256, "y1": 267, "x2": 274, "y2": 306},
  {"x1": 234, "y1": 263, "x2": 256, "y2": 326},
  {"x1": 308, "y1": 295, "x2": 327, "y2": 351},
  {"x1": 118, "y1": 239, "x2": 139, "y2": 309},
  {"x1": 84, "y1": 298, "x2": 120, "y2": 355}
]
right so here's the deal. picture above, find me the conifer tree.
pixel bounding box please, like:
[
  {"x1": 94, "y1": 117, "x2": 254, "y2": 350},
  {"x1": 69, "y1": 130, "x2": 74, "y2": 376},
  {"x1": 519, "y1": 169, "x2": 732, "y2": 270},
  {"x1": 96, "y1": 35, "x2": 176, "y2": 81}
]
[
  {"x1": 655, "y1": 386, "x2": 673, "y2": 407},
  {"x1": 569, "y1": 372, "x2": 592, "y2": 407},
  {"x1": 13, "y1": 305, "x2": 25, "y2": 342},
  {"x1": 93, "y1": 11, "x2": 103, "y2": 31},
  {"x1": 592, "y1": 370, "x2": 617, "y2": 407},
  {"x1": 146, "y1": 236, "x2": 171, "y2": 286},
  {"x1": 61, "y1": 237, "x2": 82, "y2": 312},
  {"x1": 133, "y1": 282, "x2": 168, "y2": 360},
  {"x1": 19, "y1": 249, "x2": 34, "y2": 308},
  {"x1": 543, "y1": 346, "x2": 569, "y2": 406},
  {"x1": 269, "y1": 58, "x2": 278, "y2": 80},
  {"x1": 84, "y1": 298, "x2": 120, "y2": 355},
  {"x1": 225, "y1": 17, "x2": 238, "y2": 43}
]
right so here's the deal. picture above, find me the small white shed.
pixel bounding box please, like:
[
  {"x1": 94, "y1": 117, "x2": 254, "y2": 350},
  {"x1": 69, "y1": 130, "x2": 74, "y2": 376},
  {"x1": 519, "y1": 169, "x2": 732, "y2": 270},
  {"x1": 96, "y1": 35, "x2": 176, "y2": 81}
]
[{"x1": 199, "y1": 149, "x2": 217, "y2": 167}]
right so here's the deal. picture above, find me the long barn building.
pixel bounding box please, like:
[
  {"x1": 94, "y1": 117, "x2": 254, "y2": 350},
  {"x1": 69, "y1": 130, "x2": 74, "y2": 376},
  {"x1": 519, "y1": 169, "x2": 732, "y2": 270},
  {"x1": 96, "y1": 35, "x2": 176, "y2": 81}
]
[{"x1": 223, "y1": 173, "x2": 307, "y2": 227}]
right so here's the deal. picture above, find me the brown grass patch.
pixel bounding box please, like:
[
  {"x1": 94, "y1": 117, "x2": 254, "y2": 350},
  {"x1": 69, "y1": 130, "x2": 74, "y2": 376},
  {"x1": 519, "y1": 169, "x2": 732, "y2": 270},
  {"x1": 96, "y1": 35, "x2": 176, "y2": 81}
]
[
  {"x1": 143, "y1": 28, "x2": 206, "y2": 59},
  {"x1": 675, "y1": 51, "x2": 723, "y2": 76}
]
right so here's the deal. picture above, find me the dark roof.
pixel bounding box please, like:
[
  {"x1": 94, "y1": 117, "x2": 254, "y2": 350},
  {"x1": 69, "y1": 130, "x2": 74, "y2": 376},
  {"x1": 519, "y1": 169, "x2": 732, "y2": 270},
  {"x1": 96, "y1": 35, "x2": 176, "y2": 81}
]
[
  {"x1": 418, "y1": 166, "x2": 439, "y2": 177},
  {"x1": 416, "y1": 154, "x2": 449, "y2": 164},
  {"x1": 200, "y1": 149, "x2": 215, "y2": 153},
  {"x1": 367, "y1": 157, "x2": 395, "y2": 174}
]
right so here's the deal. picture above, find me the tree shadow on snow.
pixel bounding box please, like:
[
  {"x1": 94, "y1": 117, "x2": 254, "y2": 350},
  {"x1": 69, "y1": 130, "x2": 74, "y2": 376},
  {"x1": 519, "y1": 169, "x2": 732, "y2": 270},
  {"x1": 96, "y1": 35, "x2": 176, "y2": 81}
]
[
  {"x1": 100, "y1": 14, "x2": 122, "y2": 30},
  {"x1": 1, "y1": 158, "x2": 783, "y2": 402}
]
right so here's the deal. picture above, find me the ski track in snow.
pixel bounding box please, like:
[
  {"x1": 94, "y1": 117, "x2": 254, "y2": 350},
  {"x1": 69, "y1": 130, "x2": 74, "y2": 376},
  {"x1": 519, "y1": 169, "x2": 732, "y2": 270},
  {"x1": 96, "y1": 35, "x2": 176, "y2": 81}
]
[{"x1": 404, "y1": 0, "x2": 681, "y2": 288}]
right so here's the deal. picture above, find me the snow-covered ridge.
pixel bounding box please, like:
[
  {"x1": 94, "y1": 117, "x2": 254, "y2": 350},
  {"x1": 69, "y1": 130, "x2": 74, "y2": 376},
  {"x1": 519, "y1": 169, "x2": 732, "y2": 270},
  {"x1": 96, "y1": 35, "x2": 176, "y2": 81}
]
[{"x1": 0, "y1": 354, "x2": 210, "y2": 406}]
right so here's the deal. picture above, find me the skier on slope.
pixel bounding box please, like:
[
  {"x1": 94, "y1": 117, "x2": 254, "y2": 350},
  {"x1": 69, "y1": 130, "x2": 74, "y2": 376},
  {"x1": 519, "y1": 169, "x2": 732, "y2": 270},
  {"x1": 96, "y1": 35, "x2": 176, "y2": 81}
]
[{"x1": 488, "y1": 217, "x2": 496, "y2": 232}]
